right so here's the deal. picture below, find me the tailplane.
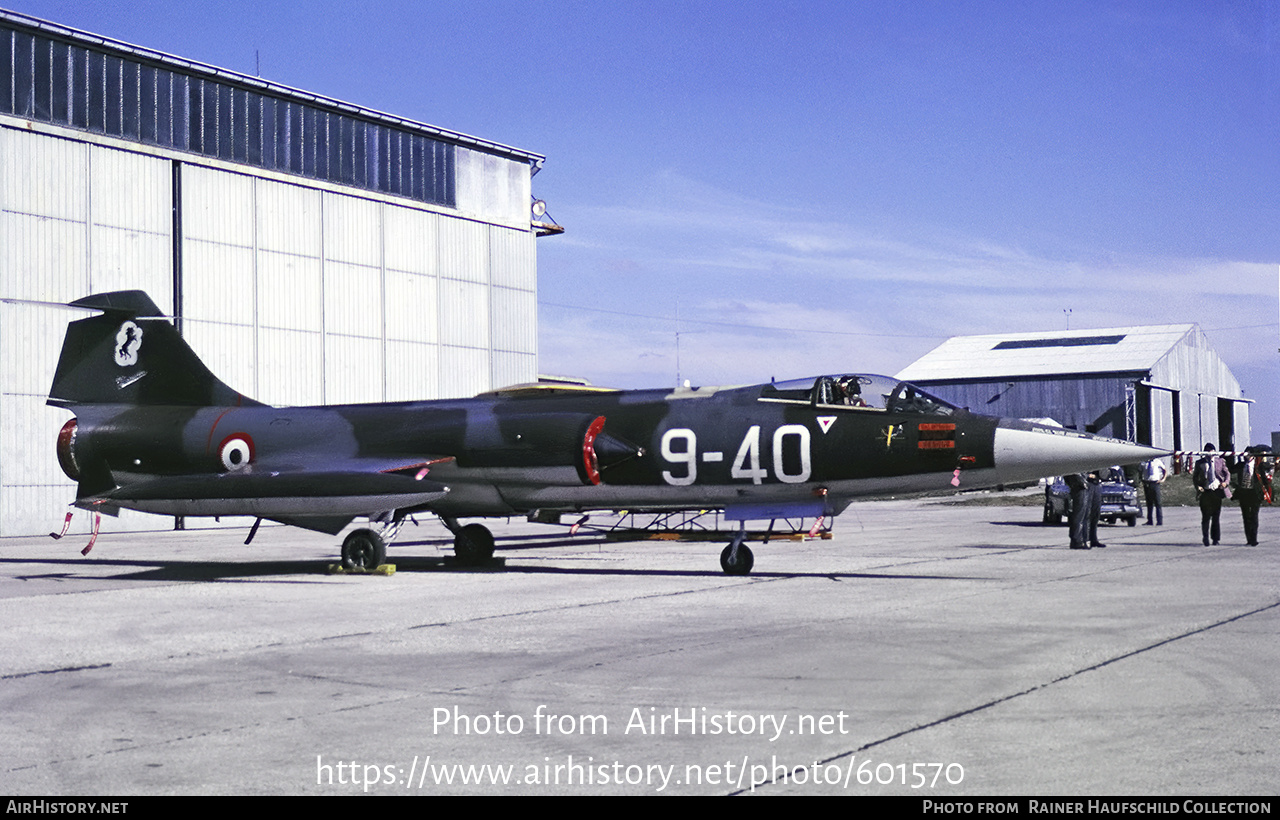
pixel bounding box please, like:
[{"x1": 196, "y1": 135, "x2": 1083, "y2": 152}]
[{"x1": 47, "y1": 291, "x2": 262, "y2": 408}]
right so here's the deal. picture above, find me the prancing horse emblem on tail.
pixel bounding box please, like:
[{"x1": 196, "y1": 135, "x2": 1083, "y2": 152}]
[{"x1": 114, "y1": 321, "x2": 142, "y2": 367}]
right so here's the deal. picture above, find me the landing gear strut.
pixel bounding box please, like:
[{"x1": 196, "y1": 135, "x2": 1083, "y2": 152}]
[{"x1": 720, "y1": 523, "x2": 754, "y2": 576}]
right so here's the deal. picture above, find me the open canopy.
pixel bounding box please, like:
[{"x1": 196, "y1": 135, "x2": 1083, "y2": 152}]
[{"x1": 761, "y1": 374, "x2": 958, "y2": 416}]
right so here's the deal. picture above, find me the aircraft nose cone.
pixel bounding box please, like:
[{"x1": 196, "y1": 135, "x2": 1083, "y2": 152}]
[{"x1": 993, "y1": 424, "x2": 1165, "y2": 480}]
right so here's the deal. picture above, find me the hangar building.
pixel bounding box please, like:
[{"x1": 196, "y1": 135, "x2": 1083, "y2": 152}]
[
  {"x1": 0, "y1": 10, "x2": 552, "y2": 536},
  {"x1": 896, "y1": 324, "x2": 1250, "y2": 453}
]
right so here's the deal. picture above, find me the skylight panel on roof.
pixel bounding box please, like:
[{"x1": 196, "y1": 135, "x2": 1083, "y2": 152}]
[{"x1": 992, "y1": 335, "x2": 1126, "y2": 351}]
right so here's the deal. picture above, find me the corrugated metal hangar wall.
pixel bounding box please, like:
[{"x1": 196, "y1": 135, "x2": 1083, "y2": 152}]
[
  {"x1": 897, "y1": 325, "x2": 1250, "y2": 454},
  {"x1": 0, "y1": 11, "x2": 547, "y2": 536}
]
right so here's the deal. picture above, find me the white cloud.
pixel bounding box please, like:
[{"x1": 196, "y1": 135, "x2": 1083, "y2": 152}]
[{"x1": 539, "y1": 170, "x2": 1279, "y2": 431}]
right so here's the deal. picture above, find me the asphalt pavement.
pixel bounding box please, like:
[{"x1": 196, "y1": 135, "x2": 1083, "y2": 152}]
[{"x1": 1, "y1": 499, "x2": 1276, "y2": 795}]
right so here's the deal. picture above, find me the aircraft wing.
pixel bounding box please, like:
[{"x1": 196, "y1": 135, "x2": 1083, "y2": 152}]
[{"x1": 77, "y1": 457, "x2": 454, "y2": 528}]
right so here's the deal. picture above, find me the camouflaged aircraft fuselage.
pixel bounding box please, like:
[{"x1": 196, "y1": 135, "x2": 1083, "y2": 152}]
[{"x1": 48, "y1": 291, "x2": 1164, "y2": 572}]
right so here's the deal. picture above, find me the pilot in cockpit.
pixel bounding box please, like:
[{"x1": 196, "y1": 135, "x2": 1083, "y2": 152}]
[{"x1": 836, "y1": 376, "x2": 868, "y2": 407}]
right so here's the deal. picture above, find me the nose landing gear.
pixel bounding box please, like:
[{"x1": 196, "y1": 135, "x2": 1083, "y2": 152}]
[{"x1": 720, "y1": 523, "x2": 754, "y2": 575}]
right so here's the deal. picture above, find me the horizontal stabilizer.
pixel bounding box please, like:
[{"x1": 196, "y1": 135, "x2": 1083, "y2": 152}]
[{"x1": 69, "y1": 291, "x2": 164, "y2": 317}]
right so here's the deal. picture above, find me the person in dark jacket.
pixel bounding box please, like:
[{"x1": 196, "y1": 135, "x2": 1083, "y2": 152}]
[
  {"x1": 1231, "y1": 446, "x2": 1273, "y2": 546},
  {"x1": 1193, "y1": 444, "x2": 1231, "y2": 546},
  {"x1": 1086, "y1": 470, "x2": 1106, "y2": 548},
  {"x1": 1065, "y1": 473, "x2": 1090, "y2": 549}
]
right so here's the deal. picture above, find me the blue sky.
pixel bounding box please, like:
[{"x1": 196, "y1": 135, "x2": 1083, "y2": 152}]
[{"x1": 8, "y1": 1, "x2": 1279, "y2": 437}]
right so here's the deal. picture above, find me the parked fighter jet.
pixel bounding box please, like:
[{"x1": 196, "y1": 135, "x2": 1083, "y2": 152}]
[{"x1": 48, "y1": 291, "x2": 1164, "y2": 574}]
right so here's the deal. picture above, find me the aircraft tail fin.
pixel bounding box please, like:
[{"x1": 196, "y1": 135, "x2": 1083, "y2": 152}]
[{"x1": 47, "y1": 291, "x2": 263, "y2": 408}]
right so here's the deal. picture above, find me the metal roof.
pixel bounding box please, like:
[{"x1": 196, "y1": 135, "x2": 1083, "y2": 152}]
[
  {"x1": 897, "y1": 324, "x2": 1198, "y2": 381},
  {"x1": 0, "y1": 8, "x2": 545, "y2": 167}
]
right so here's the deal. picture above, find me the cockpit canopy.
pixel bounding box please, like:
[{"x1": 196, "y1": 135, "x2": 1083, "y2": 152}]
[{"x1": 760, "y1": 374, "x2": 958, "y2": 416}]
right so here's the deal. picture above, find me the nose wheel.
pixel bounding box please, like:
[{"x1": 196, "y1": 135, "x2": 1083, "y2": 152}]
[{"x1": 720, "y1": 524, "x2": 754, "y2": 575}]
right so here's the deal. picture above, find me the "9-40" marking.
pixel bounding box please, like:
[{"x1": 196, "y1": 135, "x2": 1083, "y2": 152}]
[{"x1": 661, "y1": 425, "x2": 811, "y2": 486}]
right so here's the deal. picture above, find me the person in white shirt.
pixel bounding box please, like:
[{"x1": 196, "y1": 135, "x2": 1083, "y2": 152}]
[{"x1": 1141, "y1": 458, "x2": 1168, "y2": 526}]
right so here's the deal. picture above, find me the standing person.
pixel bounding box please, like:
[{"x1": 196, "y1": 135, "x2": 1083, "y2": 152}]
[
  {"x1": 1142, "y1": 458, "x2": 1168, "y2": 526},
  {"x1": 1193, "y1": 444, "x2": 1230, "y2": 546},
  {"x1": 1086, "y1": 470, "x2": 1106, "y2": 548},
  {"x1": 1065, "y1": 473, "x2": 1089, "y2": 549},
  {"x1": 1231, "y1": 446, "x2": 1273, "y2": 547}
]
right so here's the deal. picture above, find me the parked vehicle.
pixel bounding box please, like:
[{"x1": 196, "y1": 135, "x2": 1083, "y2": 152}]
[{"x1": 1043, "y1": 468, "x2": 1141, "y2": 526}]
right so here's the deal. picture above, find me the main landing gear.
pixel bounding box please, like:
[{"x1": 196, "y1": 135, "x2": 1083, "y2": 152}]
[
  {"x1": 441, "y1": 517, "x2": 496, "y2": 566},
  {"x1": 341, "y1": 528, "x2": 387, "y2": 570},
  {"x1": 337, "y1": 516, "x2": 497, "y2": 570},
  {"x1": 339, "y1": 514, "x2": 405, "y2": 571},
  {"x1": 720, "y1": 523, "x2": 754, "y2": 576}
]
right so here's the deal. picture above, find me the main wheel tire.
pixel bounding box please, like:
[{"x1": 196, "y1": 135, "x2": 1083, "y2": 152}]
[
  {"x1": 454, "y1": 523, "x2": 495, "y2": 566},
  {"x1": 720, "y1": 543, "x2": 754, "y2": 576},
  {"x1": 342, "y1": 528, "x2": 386, "y2": 570},
  {"x1": 1127, "y1": 516, "x2": 1137, "y2": 527}
]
